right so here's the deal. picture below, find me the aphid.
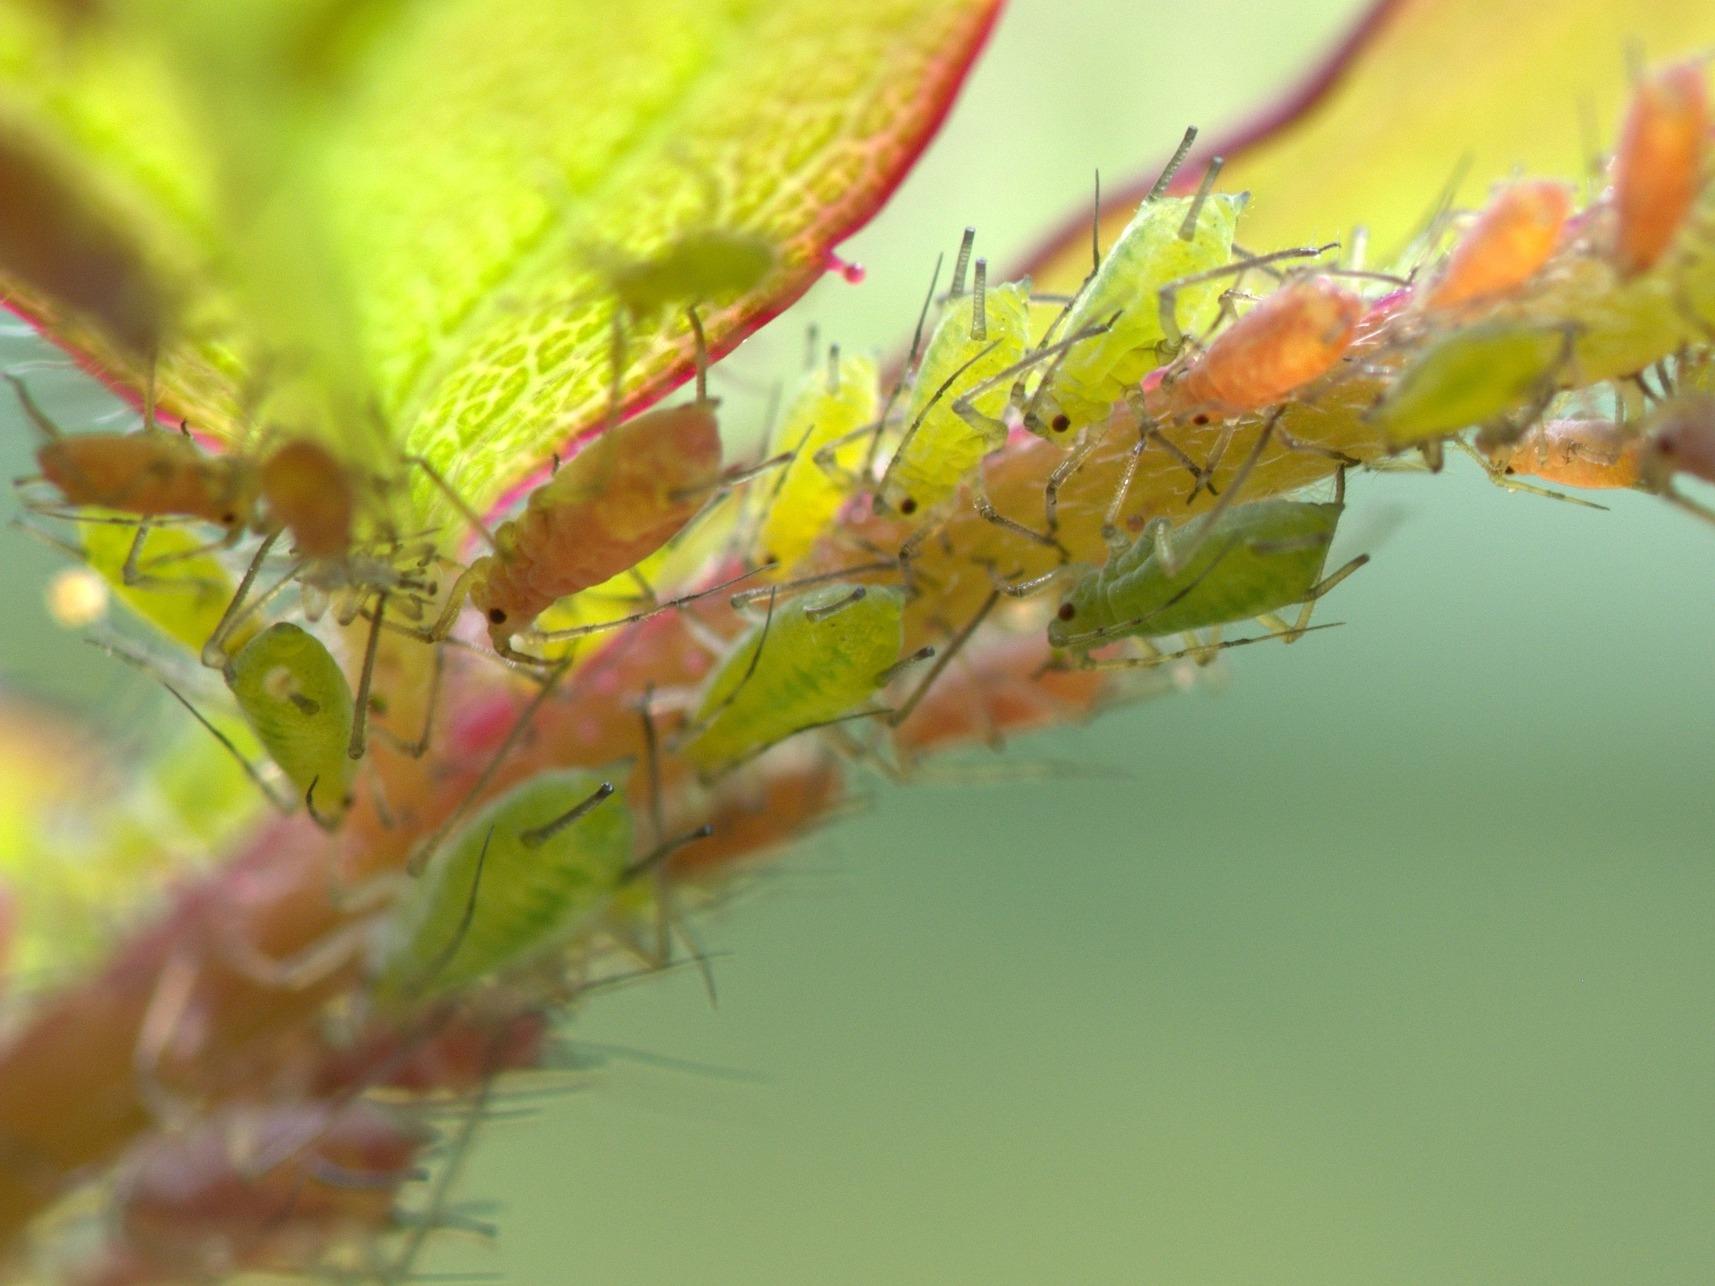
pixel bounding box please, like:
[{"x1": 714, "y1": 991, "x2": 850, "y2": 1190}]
[
  {"x1": 1613, "y1": 59, "x2": 1709, "y2": 277},
  {"x1": 594, "y1": 229, "x2": 778, "y2": 323},
  {"x1": 1423, "y1": 180, "x2": 1573, "y2": 311},
  {"x1": 1145, "y1": 275, "x2": 1363, "y2": 423},
  {"x1": 1047, "y1": 471, "x2": 1367, "y2": 660},
  {"x1": 683, "y1": 583, "x2": 907, "y2": 773},
  {"x1": 372, "y1": 771, "x2": 628, "y2": 1002},
  {"x1": 754, "y1": 345, "x2": 880, "y2": 568},
  {"x1": 1480, "y1": 417, "x2": 1642, "y2": 493},
  {"x1": 253, "y1": 437, "x2": 354, "y2": 560},
  {"x1": 460, "y1": 399, "x2": 724, "y2": 656},
  {"x1": 80, "y1": 518, "x2": 256, "y2": 654},
  {"x1": 1018, "y1": 160, "x2": 1247, "y2": 436},
  {"x1": 112, "y1": 1100, "x2": 426, "y2": 1278},
  {"x1": 223, "y1": 622, "x2": 359, "y2": 827},
  {"x1": 877, "y1": 254, "x2": 1034, "y2": 516},
  {"x1": 1369, "y1": 321, "x2": 1572, "y2": 450},
  {"x1": 1638, "y1": 393, "x2": 1715, "y2": 524}
]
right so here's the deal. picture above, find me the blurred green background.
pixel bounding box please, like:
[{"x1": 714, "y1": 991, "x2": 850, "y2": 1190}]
[{"x1": 5, "y1": 0, "x2": 1715, "y2": 1281}]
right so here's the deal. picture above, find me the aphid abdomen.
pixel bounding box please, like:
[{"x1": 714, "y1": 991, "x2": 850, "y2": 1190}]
[
  {"x1": 608, "y1": 230, "x2": 778, "y2": 317},
  {"x1": 259, "y1": 439, "x2": 354, "y2": 559},
  {"x1": 38, "y1": 434, "x2": 254, "y2": 529},
  {"x1": 225, "y1": 622, "x2": 357, "y2": 819},
  {"x1": 686, "y1": 584, "x2": 905, "y2": 771},
  {"x1": 472, "y1": 403, "x2": 722, "y2": 644},
  {"x1": 373, "y1": 770, "x2": 629, "y2": 1000},
  {"x1": 1425, "y1": 180, "x2": 1573, "y2": 311},
  {"x1": 882, "y1": 278, "x2": 1033, "y2": 514},
  {"x1": 1371, "y1": 322, "x2": 1569, "y2": 447},
  {"x1": 1493, "y1": 419, "x2": 1643, "y2": 489},
  {"x1": 1162, "y1": 276, "x2": 1362, "y2": 418},
  {"x1": 757, "y1": 350, "x2": 880, "y2": 569},
  {"x1": 1040, "y1": 191, "x2": 1246, "y2": 428},
  {"x1": 1614, "y1": 60, "x2": 1709, "y2": 277}
]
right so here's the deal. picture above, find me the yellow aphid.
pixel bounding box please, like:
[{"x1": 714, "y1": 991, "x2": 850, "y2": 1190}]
[
  {"x1": 80, "y1": 517, "x2": 259, "y2": 655},
  {"x1": 755, "y1": 348, "x2": 879, "y2": 571}
]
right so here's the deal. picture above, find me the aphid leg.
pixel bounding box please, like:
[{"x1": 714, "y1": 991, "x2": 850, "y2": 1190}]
[
  {"x1": 973, "y1": 494, "x2": 1068, "y2": 557},
  {"x1": 1268, "y1": 550, "x2": 1370, "y2": 641},
  {"x1": 988, "y1": 562, "x2": 1080, "y2": 599},
  {"x1": 888, "y1": 589, "x2": 998, "y2": 730},
  {"x1": 686, "y1": 586, "x2": 778, "y2": 738},
  {"x1": 519, "y1": 562, "x2": 774, "y2": 652},
  {"x1": 112, "y1": 520, "x2": 234, "y2": 594},
  {"x1": 131, "y1": 946, "x2": 202, "y2": 1126},
  {"x1": 727, "y1": 559, "x2": 900, "y2": 608},
  {"x1": 200, "y1": 529, "x2": 283, "y2": 670},
  {"x1": 1185, "y1": 423, "x2": 1236, "y2": 503},
  {"x1": 1274, "y1": 423, "x2": 1362, "y2": 471},
  {"x1": 1043, "y1": 431, "x2": 1103, "y2": 537},
  {"x1": 1451, "y1": 439, "x2": 1609, "y2": 511},
  {"x1": 370, "y1": 641, "x2": 445, "y2": 759},
  {"x1": 1163, "y1": 409, "x2": 1281, "y2": 573},
  {"x1": 346, "y1": 591, "x2": 387, "y2": 760},
  {"x1": 1661, "y1": 485, "x2": 1715, "y2": 528},
  {"x1": 1145, "y1": 425, "x2": 1208, "y2": 491},
  {"x1": 1078, "y1": 622, "x2": 1346, "y2": 672},
  {"x1": 387, "y1": 1058, "x2": 500, "y2": 1282},
  {"x1": 1102, "y1": 422, "x2": 1152, "y2": 552},
  {"x1": 1154, "y1": 243, "x2": 1340, "y2": 357},
  {"x1": 1005, "y1": 313, "x2": 1123, "y2": 436}
]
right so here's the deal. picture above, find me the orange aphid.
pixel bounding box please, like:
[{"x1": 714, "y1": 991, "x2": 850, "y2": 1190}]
[
  {"x1": 1487, "y1": 418, "x2": 1643, "y2": 489},
  {"x1": 891, "y1": 633, "x2": 1108, "y2": 756},
  {"x1": 37, "y1": 432, "x2": 256, "y2": 530},
  {"x1": 1145, "y1": 275, "x2": 1363, "y2": 422},
  {"x1": 469, "y1": 402, "x2": 723, "y2": 650},
  {"x1": 1613, "y1": 59, "x2": 1709, "y2": 277},
  {"x1": 1425, "y1": 180, "x2": 1573, "y2": 311},
  {"x1": 257, "y1": 439, "x2": 354, "y2": 560}
]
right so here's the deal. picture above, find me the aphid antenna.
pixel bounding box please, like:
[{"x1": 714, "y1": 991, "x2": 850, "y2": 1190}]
[
  {"x1": 1450, "y1": 437, "x2": 1609, "y2": 510},
  {"x1": 1177, "y1": 156, "x2": 1226, "y2": 242},
  {"x1": 861, "y1": 249, "x2": 945, "y2": 475},
  {"x1": 522, "y1": 561, "x2": 774, "y2": 647},
  {"x1": 681, "y1": 584, "x2": 778, "y2": 741},
  {"x1": 92, "y1": 637, "x2": 299, "y2": 816},
  {"x1": 886, "y1": 589, "x2": 998, "y2": 730},
  {"x1": 1080, "y1": 621, "x2": 1345, "y2": 672},
  {"x1": 637, "y1": 684, "x2": 667, "y2": 843},
  {"x1": 727, "y1": 559, "x2": 900, "y2": 608},
  {"x1": 874, "y1": 337, "x2": 1004, "y2": 512},
  {"x1": 405, "y1": 656, "x2": 575, "y2": 876},
  {"x1": 949, "y1": 227, "x2": 976, "y2": 299},
  {"x1": 399, "y1": 455, "x2": 497, "y2": 552},
  {"x1": 986, "y1": 560, "x2": 1084, "y2": 600},
  {"x1": 1148, "y1": 125, "x2": 1200, "y2": 202},
  {"x1": 4, "y1": 372, "x2": 64, "y2": 441},
  {"x1": 1155, "y1": 243, "x2": 1340, "y2": 356}
]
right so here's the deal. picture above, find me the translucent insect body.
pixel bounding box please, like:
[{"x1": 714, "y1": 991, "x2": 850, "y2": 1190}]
[{"x1": 685, "y1": 583, "x2": 906, "y2": 772}]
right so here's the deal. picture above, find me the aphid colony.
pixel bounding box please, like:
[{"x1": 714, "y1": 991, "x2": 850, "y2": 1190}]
[{"x1": 9, "y1": 56, "x2": 1715, "y2": 1280}]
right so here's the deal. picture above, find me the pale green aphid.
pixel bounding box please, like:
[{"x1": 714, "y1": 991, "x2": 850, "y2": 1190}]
[
  {"x1": 756, "y1": 347, "x2": 880, "y2": 570},
  {"x1": 593, "y1": 229, "x2": 778, "y2": 321},
  {"x1": 225, "y1": 622, "x2": 358, "y2": 826},
  {"x1": 1370, "y1": 321, "x2": 1570, "y2": 448},
  {"x1": 372, "y1": 771, "x2": 626, "y2": 1003},
  {"x1": 685, "y1": 583, "x2": 905, "y2": 772},
  {"x1": 877, "y1": 262, "x2": 1033, "y2": 516},
  {"x1": 1047, "y1": 483, "x2": 1366, "y2": 661},
  {"x1": 1020, "y1": 185, "x2": 1247, "y2": 437}
]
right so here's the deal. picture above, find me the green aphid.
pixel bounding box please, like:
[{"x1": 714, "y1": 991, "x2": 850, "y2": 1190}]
[
  {"x1": 1025, "y1": 184, "x2": 1247, "y2": 436},
  {"x1": 225, "y1": 622, "x2": 357, "y2": 826},
  {"x1": 595, "y1": 229, "x2": 778, "y2": 320},
  {"x1": 372, "y1": 771, "x2": 627, "y2": 1002},
  {"x1": 1371, "y1": 322, "x2": 1570, "y2": 448},
  {"x1": 685, "y1": 583, "x2": 905, "y2": 772},
  {"x1": 81, "y1": 517, "x2": 256, "y2": 655},
  {"x1": 878, "y1": 264, "x2": 1033, "y2": 516},
  {"x1": 1048, "y1": 487, "x2": 1366, "y2": 655},
  {"x1": 756, "y1": 347, "x2": 880, "y2": 570}
]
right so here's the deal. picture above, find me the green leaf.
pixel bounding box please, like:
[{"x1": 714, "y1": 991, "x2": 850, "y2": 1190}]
[{"x1": 0, "y1": 0, "x2": 1001, "y2": 513}]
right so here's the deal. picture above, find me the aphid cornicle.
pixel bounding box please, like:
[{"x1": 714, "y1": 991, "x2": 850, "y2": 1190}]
[
  {"x1": 1146, "y1": 275, "x2": 1363, "y2": 423},
  {"x1": 1020, "y1": 170, "x2": 1247, "y2": 436},
  {"x1": 755, "y1": 346, "x2": 880, "y2": 570},
  {"x1": 684, "y1": 583, "x2": 906, "y2": 773},
  {"x1": 224, "y1": 622, "x2": 358, "y2": 826},
  {"x1": 465, "y1": 399, "x2": 723, "y2": 654},
  {"x1": 1047, "y1": 475, "x2": 1367, "y2": 657},
  {"x1": 1422, "y1": 180, "x2": 1573, "y2": 312},
  {"x1": 876, "y1": 256, "x2": 1034, "y2": 517},
  {"x1": 1612, "y1": 59, "x2": 1709, "y2": 278},
  {"x1": 372, "y1": 771, "x2": 628, "y2": 1002}
]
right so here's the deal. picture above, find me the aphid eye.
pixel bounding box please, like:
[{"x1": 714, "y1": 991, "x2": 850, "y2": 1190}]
[
  {"x1": 1050, "y1": 413, "x2": 1071, "y2": 433},
  {"x1": 899, "y1": 497, "x2": 918, "y2": 515},
  {"x1": 1192, "y1": 413, "x2": 1211, "y2": 426},
  {"x1": 1503, "y1": 466, "x2": 1516, "y2": 476},
  {"x1": 221, "y1": 512, "x2": 238, "y2": 525},
  {"x1": 487, "y1": 608, "x2": 508, "y2": 625},
  {"x1": 1057, "y1": 602, "x2": 1076, "y2": 621}
]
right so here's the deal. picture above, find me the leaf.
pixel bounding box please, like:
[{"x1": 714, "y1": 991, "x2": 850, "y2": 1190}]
[
  {"x1": 0, "y1": 0, "x2": 1001, "y2": 513},
  {"x1": 1022, "y1": 0, "x2": 1715, "y2": 292}
]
